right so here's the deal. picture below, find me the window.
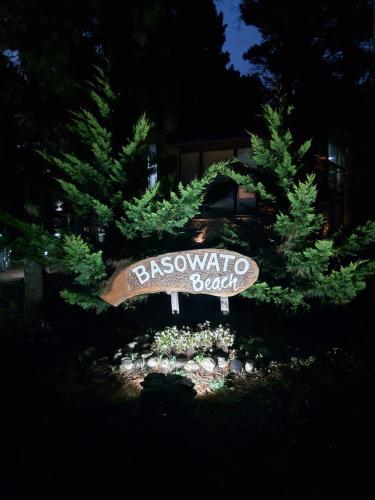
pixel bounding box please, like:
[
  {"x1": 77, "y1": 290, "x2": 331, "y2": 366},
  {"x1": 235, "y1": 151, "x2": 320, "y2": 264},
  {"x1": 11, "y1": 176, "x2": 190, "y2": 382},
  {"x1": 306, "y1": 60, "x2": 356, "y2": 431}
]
[
  {"x1": 328, "y1": 164, "x2": 344, "y2": 192},
  {"x1": 237, "y1": 187, "x2": 256, "y2": 212},
  {"x1": 147, "y1": 144, "x2": 157, "y2": 189},
  {"x1": 237, "y1": 147, "x2": 256, "y2": 169},
  {"x1": 179, "y1": 146, "x2": 257, "y2": 216},
  {"x1": 202, "y1": 149, "x2": 233, "y2": 171},
  {"x1": 180, "y1": 152, "x2": 200, "y2": 184},
  {"x1": 328, "y1": 139, "x2": 347, "y2": 168}
]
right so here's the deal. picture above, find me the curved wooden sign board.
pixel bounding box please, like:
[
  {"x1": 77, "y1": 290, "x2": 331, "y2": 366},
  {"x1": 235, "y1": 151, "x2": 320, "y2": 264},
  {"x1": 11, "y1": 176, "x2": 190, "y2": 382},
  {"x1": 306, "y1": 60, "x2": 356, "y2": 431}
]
[{"x1": 100, "y1": 249, "x2": 259, "y2": 314}]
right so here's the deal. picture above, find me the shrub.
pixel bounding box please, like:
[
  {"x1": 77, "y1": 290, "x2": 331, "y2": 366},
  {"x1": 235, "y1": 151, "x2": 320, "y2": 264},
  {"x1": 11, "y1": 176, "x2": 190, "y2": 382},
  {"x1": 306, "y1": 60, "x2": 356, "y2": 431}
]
[
  {"x1": 208, "y1": 376, "x2": 227, "y2": 392},
  {"x1": 151, "y1": 321, "x2": 234, "y2": 357},
  {"x1": 238, "y1": 336, "x2": 272, "y2": 367}
]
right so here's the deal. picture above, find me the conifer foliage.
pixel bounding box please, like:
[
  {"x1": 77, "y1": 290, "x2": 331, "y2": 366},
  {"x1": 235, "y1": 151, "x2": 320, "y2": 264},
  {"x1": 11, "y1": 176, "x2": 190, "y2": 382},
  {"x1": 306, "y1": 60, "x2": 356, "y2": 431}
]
[
  {"x1": 10, "y1": 65, "x2": 226, "y2": 313},
  {"x1": 222, "y1": 105, "x2": 375, "y2": 308},
  {"x1": 2, "y1": 67, "x2": 374, "y2": 313}
]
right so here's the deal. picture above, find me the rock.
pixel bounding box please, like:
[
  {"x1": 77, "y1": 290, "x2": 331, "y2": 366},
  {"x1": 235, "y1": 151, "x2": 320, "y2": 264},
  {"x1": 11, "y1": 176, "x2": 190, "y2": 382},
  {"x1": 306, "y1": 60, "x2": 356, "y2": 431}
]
[
  {"x1": 141, "y1": 351, "x2": 153, "y2": 359},
  {"x1": 134, "y1": 334, "x2": 150, "y2": 344},
  {"x1": 134, "y1": 358, "x2": 147, "y2": 369},
  {"x1": 175, "y1": 357, "x2": 188, "y2": 369},
  {"x1": 217, "y1": 356, "x2": 228, "y2": 369},
  {"x1": 200, "y1": 357, "x2": 216, "y2": 373},
  {"x1": 127, "y1": 342, "x2": 137, "y2": 350},
  {"x1": 82, "y1": 347, "x2": 96, "y2": 357},
  {"x1": 216, "y1": 339, "x2": 231, "y2": 353},
  {"x1": 245, "y1": 361, "x2": 254, "y2": 373},
  {"x1": 185, "y1": 360, "x2": 200, "y2": 372},
  {"x1": 160, "y1": 359, "x2": 171, "y2": 370},
  {"x1": 113, "y1": 350, "x2": 123, "y2": 362},
  {"x1": 119, "y1": 359, "x2": 133, "y2": 373},
  {"x1": 146, "y1": 357, "x2": 159, "y2": 368},
  {"x1": 230, "y1": 359, "x2": 244, "y2": 374}
]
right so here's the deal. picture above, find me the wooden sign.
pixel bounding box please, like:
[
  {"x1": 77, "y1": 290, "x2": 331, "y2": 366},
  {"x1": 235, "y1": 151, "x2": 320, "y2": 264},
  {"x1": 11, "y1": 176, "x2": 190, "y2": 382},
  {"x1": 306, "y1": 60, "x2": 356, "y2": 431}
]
[{"x1": 100, "y1": 249, "x2": 259, "y2": 310}]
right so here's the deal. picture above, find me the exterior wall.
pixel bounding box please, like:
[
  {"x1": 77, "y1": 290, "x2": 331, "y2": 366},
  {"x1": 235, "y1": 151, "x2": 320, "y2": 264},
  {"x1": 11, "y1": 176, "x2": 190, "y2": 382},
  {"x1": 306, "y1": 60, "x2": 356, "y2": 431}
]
[
  {"x1": 162, "y1": 134, "x2": 348, "y2": 238},
  {"x1": 165, "y1": 136, "x2": 256, "y2": 218},
  {"x1": 314, "y1": 155, "x2": 347, "y2": 233}
]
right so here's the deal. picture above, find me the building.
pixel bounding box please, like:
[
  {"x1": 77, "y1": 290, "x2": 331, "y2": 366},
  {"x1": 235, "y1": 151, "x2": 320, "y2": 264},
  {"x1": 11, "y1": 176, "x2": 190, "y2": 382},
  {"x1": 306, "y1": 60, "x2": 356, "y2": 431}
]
[{"x1": 148, "y1": 130, "x2": 349, "y2": 243}]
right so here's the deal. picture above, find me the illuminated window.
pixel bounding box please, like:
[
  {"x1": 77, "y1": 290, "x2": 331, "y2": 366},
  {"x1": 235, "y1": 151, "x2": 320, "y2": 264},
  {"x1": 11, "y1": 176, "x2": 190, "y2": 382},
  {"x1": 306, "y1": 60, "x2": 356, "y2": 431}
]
[
  {"x1": 328, "y1": 139, "x2": 347, "y2": 168},
  {"x1": 55, "y1": 200, "x2": 63, "y2": 212},
  {"x1": 147, "y1": 144, "x2": 157, "y2": 189},
  {"x1": 328, "y1": 138, "x2": 346, "y2": 193}
]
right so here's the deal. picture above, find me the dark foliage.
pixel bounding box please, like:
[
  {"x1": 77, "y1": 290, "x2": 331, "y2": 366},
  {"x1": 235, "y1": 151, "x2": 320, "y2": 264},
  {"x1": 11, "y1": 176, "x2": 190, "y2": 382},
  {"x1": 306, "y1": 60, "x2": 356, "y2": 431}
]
[{"x1": 240, "y1": 0, "x2": 375, "y2": 222}]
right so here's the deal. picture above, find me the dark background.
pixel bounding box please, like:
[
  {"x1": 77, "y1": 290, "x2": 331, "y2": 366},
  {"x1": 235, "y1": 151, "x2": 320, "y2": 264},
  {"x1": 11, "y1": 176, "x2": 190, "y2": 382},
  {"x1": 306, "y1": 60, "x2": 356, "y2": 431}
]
[{"x1": 1, "y1": 2, "x2": 375, "y2": 499}]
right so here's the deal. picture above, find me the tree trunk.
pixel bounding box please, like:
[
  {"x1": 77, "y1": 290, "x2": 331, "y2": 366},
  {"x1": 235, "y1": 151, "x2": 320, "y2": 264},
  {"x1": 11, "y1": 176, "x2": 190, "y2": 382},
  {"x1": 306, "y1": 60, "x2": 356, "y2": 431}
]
[{"x1": 24, "y1": 259, "x2": 44, "y2": 309}]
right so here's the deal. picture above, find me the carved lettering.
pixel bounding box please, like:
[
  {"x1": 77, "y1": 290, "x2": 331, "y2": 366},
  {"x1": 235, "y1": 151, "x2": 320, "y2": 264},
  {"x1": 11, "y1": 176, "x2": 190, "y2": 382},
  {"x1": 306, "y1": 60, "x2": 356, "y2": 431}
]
[
  {"x1": 160, "y1": 256, "x2": 174, "y2": 273},
  {"x1": 150, "y1": 260, "x2": 164, "y2": 279},
  {"x1": 100, "y1": 249, "x2": 259, "y2": 307},
  {"x1": 186, "y1": 252, "x2": 209, "y2": 271},
  {"x1": 219, "y1": 253, "x2": 235, "y2": 272},
  {"x1": 131, "y1": 265, "x2": 150, "y2": 285}
]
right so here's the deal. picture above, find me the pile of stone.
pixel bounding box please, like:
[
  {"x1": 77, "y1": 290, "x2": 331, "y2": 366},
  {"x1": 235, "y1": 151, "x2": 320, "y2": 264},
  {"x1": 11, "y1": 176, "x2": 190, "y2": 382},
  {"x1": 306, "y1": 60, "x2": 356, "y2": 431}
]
[{"x1": 114, "y1": 334, "x2": 255, "y2": 377}]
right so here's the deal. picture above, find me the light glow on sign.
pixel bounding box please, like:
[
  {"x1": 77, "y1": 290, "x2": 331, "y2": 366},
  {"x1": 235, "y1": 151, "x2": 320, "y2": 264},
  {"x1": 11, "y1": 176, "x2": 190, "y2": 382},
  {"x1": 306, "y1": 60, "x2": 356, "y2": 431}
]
[
  {"x1": 100, "y1": 249, "x2": 259, "y2": 307},
  {"x1": 131, "y1": 252, "x2": 246, "y2": 282},
  {"x1": 189, "y1": 272, "x2": 239, "y2": 292},
  {"x1": 130, "y1": 252, "x2": 250, "y2": 292}
]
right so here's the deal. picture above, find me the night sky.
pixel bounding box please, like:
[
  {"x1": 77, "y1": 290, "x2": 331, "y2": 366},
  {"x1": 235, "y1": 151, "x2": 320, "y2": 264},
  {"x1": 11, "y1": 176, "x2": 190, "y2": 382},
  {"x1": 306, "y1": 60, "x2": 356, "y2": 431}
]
[{"x1": 214, "y1": 0, "x2": 262, "y2": 75}]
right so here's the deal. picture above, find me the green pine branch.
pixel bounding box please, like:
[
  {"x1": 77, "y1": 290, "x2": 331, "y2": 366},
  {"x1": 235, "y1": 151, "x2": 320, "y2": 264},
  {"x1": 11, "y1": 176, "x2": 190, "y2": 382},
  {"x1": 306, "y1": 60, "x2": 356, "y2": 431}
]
[
  {"x1": 216, "y1": 162, "x2": 275, "y2": 202},
  {"x1": 333, "y1": 221, "x2": 375, "y2": 257},
  {"x1": 275, "y1": 175, "x2": 324, "y2": 252},
  {"x1": 229, "y1": 104, "x2": 375, "y2": 310},
  {"x1": 116, "y1": 161, "x2": 228, "y2": 239},
  {"x1": 118, "y1": 113, "x2": 152, "y2": 163},
  {"x1": 57, "y1": 180, "x2": 113, "y2": 225},
  {"x1": 59, "y1": 235, "x2": 109, "y2": 313}
]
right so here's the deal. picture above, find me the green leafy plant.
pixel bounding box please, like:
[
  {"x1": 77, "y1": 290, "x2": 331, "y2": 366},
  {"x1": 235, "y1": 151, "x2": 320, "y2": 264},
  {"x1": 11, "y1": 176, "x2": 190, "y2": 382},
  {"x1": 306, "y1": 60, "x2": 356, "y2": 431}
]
[
  {"x1": 171, "y1": 369, "x2": 189, "y2": 377},
  {"x1": 151, "y1": 321, "x2": 235, "y2": 357},
  {"x1": 193, "y1": 354, "x2": 205, "y2": 363},
  {"x1": 237, "y1": 336, "x2": 272, "y2": 368},
  {"x1": 289, "y1": 355, "x2": 317, "y2": 371},
  {"x1": 208, "y1": 376, "x2": 227, "y2": 392}
]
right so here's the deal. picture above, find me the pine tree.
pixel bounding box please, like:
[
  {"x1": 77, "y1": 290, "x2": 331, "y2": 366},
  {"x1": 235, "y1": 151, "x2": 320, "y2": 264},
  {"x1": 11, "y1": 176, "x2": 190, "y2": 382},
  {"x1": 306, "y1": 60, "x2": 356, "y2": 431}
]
[
  {"x1": 218, "y1": 105, "x2": 375, "y2": 309},
  {"x1": 1, "y1": 64, "x2": 226, "y2": 313}
]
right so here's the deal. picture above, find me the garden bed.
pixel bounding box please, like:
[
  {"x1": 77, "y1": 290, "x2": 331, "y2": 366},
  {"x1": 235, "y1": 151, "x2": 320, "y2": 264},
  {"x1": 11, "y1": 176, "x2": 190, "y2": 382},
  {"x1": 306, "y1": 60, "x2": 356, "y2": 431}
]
[{"x1": 111, "y1": 321, "x2": 259, "y2": 398}]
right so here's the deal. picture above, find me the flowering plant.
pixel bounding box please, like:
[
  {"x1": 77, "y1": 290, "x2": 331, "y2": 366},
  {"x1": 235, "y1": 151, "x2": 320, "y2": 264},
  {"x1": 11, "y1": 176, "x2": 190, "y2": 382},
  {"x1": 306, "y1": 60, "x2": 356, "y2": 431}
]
[{"x1": 151, "y1": 321, "x2": 235, "y2": 356}]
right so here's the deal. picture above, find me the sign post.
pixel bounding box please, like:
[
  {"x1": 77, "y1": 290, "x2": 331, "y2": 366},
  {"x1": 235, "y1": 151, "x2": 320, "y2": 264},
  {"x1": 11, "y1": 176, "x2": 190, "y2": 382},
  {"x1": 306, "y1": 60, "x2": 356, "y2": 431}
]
[
  {"x1": 100, "y1": 249, "x2": 259, "y2": 314},
  {"x1": 220, "y1": 296, "x2": 229, "y2": 315},
  {"x1": 169, "y1": 291, "x2": 180, "y2": 315}
]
